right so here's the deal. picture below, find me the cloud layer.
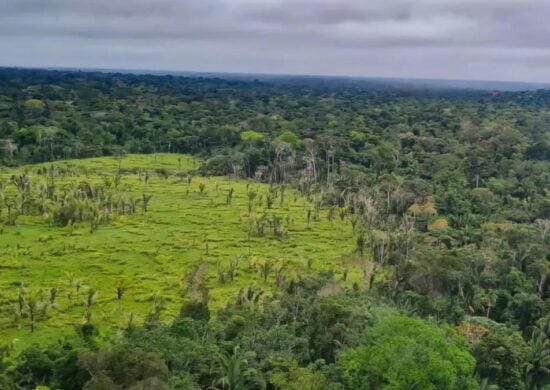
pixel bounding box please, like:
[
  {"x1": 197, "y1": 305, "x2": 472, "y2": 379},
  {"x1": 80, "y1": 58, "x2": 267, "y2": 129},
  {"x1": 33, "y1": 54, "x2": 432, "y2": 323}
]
[{"x1": 1, "y1": 0, "x2": 550, "y2": 81}]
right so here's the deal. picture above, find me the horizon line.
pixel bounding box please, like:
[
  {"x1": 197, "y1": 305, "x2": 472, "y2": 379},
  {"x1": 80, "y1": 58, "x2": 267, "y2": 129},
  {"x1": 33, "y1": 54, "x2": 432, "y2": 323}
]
[{"x1": 2, "y1": 64, "x2": 550, "y2": 90}]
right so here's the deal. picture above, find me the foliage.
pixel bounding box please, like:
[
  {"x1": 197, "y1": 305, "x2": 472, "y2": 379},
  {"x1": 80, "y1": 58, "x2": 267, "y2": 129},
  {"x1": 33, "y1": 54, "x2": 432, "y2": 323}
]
[
  {"x1": 338, "y1": 315, "x2": 478, "y2": 389},
  {"x1": 0, "y1": 68, "x2": 549, "y2": 388}
]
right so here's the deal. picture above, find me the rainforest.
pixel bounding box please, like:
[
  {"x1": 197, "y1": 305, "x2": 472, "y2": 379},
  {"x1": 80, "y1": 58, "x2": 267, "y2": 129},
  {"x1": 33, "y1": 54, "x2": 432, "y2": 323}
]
[{"x1": 0, "y1": 68, "x2": 549, "y2": 389}]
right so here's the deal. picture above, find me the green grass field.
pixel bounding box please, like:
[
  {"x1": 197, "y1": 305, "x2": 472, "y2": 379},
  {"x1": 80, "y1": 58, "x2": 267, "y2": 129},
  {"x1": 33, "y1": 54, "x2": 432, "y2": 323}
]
[{"x1": 0, "y1": 154, "x2": 357, "y2": 349}]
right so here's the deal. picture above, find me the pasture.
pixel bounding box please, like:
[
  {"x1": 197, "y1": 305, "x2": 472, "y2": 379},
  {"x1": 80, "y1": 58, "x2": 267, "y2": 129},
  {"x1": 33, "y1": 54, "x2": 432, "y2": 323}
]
[{"x1": 0, "y1": 154, "x2": 357, "y2": 348}]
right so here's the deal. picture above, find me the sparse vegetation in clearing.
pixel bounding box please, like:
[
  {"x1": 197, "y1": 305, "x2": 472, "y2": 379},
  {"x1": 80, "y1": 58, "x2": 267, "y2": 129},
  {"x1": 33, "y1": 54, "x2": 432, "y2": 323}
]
[{"x1": 0, "y1": 153, "x2": 356, "y2": 348}]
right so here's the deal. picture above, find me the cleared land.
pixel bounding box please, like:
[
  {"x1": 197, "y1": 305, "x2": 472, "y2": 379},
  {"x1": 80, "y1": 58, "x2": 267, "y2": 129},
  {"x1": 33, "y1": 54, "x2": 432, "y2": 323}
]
[{"x1": 0, "y1": 154, "x2": 356, "y2": 348}]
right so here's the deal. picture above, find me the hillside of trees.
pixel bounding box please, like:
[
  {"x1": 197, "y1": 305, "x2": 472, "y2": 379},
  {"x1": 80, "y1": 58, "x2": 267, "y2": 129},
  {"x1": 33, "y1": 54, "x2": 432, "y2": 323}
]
[{"x1": 0, "y1": 68, "x2": 549, "y2": 389}]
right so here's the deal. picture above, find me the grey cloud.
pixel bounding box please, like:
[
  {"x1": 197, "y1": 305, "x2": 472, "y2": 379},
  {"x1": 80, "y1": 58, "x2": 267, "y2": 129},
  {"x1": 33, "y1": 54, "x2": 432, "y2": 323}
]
[{"x1": 1, "y1": 0, "x2": 550, "y2": 81}]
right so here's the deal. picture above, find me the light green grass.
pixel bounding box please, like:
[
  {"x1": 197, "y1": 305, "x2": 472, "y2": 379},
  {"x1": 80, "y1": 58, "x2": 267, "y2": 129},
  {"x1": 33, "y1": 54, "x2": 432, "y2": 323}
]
[{"x1": 0, "y1": 154, "x2": 357, "y2": 349}]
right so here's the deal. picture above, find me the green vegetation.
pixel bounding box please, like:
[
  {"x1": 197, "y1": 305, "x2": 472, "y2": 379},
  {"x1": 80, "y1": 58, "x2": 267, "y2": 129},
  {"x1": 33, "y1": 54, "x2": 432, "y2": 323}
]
[
  {"x1": 338, "y1": 316, "x2": 478, "y2": 389},
  {"x1": 0, "y1": 153, "x2": 357, "y2": 349},
  {"x1": 0, "y1": 68, "x2": 549, "y2": 389}
]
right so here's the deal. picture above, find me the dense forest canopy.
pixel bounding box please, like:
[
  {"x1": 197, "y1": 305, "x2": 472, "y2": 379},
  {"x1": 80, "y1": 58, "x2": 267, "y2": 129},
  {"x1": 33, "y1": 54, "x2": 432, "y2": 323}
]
[
  {"x1": 0, "y1": 68, "x2": 549, "y2": 389},
  {"x1": 1, "y1": 68, "x2": 548, "y2": 222}
]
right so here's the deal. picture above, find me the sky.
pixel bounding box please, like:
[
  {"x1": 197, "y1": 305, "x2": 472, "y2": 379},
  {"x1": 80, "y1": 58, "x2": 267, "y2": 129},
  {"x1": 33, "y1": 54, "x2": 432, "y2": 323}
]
[{"x1": 1, "y1": 0, "x2": 550, "y2": 82}]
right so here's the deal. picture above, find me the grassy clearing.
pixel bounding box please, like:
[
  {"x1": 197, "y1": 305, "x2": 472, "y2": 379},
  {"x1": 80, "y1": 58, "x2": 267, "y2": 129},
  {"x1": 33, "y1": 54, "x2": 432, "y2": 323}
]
[{"x1": 0, "y1": 154, "x2": 357, "y2": 349}]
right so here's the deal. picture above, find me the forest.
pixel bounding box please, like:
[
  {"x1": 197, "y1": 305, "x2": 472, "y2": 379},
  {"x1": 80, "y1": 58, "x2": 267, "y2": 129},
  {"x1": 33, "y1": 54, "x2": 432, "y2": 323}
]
[{"x1": 0, "y1": 67, "x2": 549, "y2": 389}]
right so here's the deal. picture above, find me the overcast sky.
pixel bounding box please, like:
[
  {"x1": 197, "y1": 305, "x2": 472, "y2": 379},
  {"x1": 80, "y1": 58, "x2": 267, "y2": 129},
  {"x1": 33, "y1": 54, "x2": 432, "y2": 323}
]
[{"x1": 1, "y1": 0, "x2": 550, "y2": 82}]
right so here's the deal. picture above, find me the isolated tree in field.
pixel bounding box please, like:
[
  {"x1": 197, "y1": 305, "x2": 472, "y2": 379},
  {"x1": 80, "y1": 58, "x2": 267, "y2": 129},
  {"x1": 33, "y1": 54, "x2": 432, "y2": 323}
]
[
  {"x1": 185, "y1": 173, "x2": 193, "y2": 187},
  {"x1": 11, "y1": 173, "x2": 30, "y2": 213},
  {"x1": 279, "y1": 185, "x2": 286, "y2": 206},
  {"x1": 141, "y1": 193, "x2": 153, "y2": 212},
  {"x1": 226, "y1": 187, "x2": 234, "y2": 205},
  {"x1": 236, "y1": 285, "x2": 264, "y2": 306},
  {"x1": 48, "y1": 287, "x2": 57, "y2": 309},
  {"x1": 144, "y1": 293, "x2": 165, "y2": 329},
  {"x1": 270, "y1": 214, "x2": 287, "y2": 237},
  {"x1": 199, "y1": 183, "x2": 206, "y2": 194},
  {"x1": 274, "y1": 261, "x2": 287, "y2": 287},
  {"x1": 266, "y1": 192, "x2": 275, "y2": 209},
  {"x1": 255, "y1": 259, "x2": 273, "y2": 282},
  {"x1": 338, "y1": 206, "x2": 347, "y2": 222},
  {"x1": 247, "y1": 191, "x2": 256, "y2": 214},
  {"x1": 143, "y1": 170, "x2": 150, "y2": 187},
  {"x1": 16, "y1": 285, "x2": 27, "y2": 318},
  {"x1": 65, "y1": 273, "x2": 84, "y2": 305},
  {"x1": 83, "y1": 288, "x2": 98, "y2": 324},
  {"x1": 23, "y1": 291, "x2": 46, "y2": 333},
  {"x1": 115, "y1": 278, "x2": 127, "y2": 316},
  {"x1": 5, "y1": 198, "x2": 18, "y2": 225}
]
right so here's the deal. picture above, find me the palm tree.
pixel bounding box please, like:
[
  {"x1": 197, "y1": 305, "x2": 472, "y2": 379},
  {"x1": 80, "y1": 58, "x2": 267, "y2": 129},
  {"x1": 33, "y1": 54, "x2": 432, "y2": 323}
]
[
  {"x1": 17, "y1": 285, "x2": 27, "y2": 317},
  {"x1": 24, "y1": 291, "x2": 46, "y2": 333},
  {"x1": 141, "y1": 193, "x2": 153, "y2": 213},
  {"x1": 10, "y1": 173, "x2": 30, "y2": 214},
  {"x1": 65, "y1": 272, "x2": 84, "y2": 306},
  {"x1": 198, "y1": 183, "x2": 206, "y2": 194},
  {"x1": 355, "y1": 230, "x2": 367, "y2": 256},
  {"x1": 48, "y1": 287, "x2": 58, "y2": 309},
  {"x1": 236, "y1": 286, "x2": 263, "y2": 306},
  {"x1": 524, "y1": 323, "x2": 550, "y2": 390},
  {"x1": 213, "y1": 346, "x2": 258, "y2": 389},
  {"x1": 399, "y1": 214, "x2": 416, "y2": 261},
  {"x1": 247, "y1": 191, "x2": 256, "y2": 214},
  {"x1": 255, "y1": 260, "x2": 272, "y2": 282},
  {"x1": 115, "y1": 278, "x2": 127, "y2": 317},
  {"x1": 83, "y1": 288, "x2": 98, "y2": 324},
  {"x1": 144, "y1": 293, "x2": 165, "y2": 328}
]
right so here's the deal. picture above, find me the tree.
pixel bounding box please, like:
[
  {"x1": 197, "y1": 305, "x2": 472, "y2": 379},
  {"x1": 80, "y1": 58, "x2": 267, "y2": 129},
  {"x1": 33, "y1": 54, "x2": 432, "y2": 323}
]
[
  {"x1": 534, "y1": 219, "x2": 550, "y2": 243},
  {"x1": 240, "y1": 131, "x2": 264, "y2": 144},
  {"x1": 269, "y1": 359, "x2": 329, "y2": 390},
  {"x1": 78, "y1": 347, "x2": 169, "y2": 389},
  {"x1": 13, "y1": 346, "x2": 54, "y2": 388},
  {"x1": 240, "y1": 131, "x2": 265, "y2": 177},
  {"x1": 338, "y1": 316, "x2": 478, "y2": 389},
  {"x1": 1, "y1": 138, "x2": 18, "y2": 162},
  {"x1": 23, "y1": 291, "x2": 47, "y2": 333},
  {"x1": 141, "y1": 194, "x2": 153, "y2": 212},
  {"x1": 276, "y1": 131, "x2": 301, "y2": 148},
  {"x1": 0, "y1": 344, "x2": 15, "y2": 389},
  {"x1": 23, "y1": 99, "x2": 46, "y2": 117},
  {"x1": 473, "y1": 330, "x2": 529, "y2": 390},
  {"x1": 11, "y1": 173, "x2": 31, "y2": 213},
  {"x1": 213, "y1": 346, "x2": 259, "y2": 390},
  {"x1": 524, "y1": 319, "x2": 550, "y2": 390},
  {"x1": 115, "y1": 278, "x2": 128, "y2": 317}
]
